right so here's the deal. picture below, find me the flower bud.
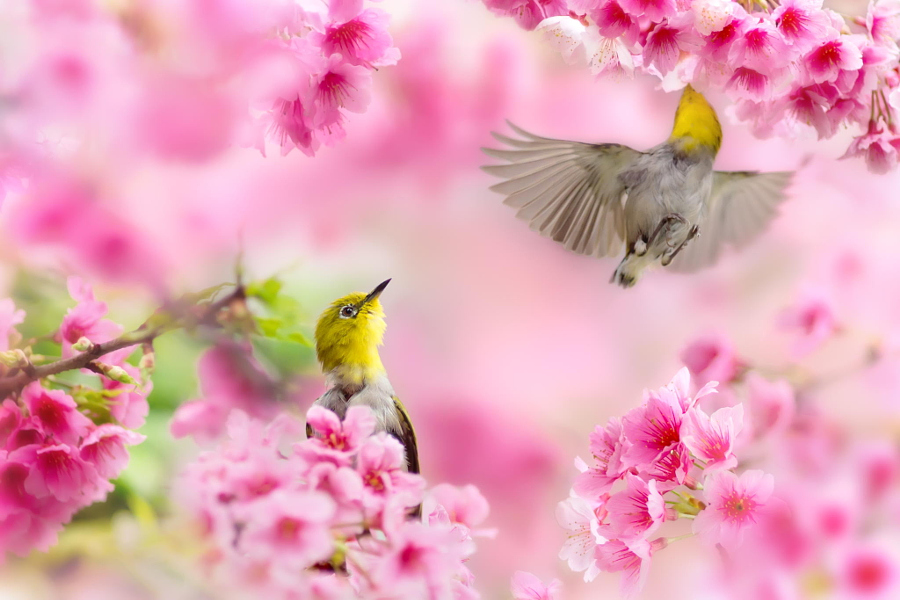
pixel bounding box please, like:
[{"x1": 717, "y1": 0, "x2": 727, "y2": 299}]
[
  {"x1": 0, "y1": 349, "x2": 27, "y2": 367},
  {"x1": 72, "y1": 337, "x2": 94, "y2": 352}
]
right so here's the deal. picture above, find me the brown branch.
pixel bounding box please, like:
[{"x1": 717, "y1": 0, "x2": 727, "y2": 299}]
[{"x1": 0, "y1": 285, "x2": 245, "y2": 398}]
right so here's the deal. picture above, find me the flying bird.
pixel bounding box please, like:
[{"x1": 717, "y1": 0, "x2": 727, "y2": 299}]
[{"x1": 482, "y1": 85, "x2": 793, "y2": 287}]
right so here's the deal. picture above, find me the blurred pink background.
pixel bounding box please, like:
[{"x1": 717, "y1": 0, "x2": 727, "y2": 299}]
[{"x1": 2, "y1": 0, "x2": 900, "y2": 598}]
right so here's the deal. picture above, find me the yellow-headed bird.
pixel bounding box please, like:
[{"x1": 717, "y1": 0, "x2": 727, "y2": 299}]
[
  {"x1": 482, "y1": 85, "x2": 794, "y2": 287},
  {"x1": 309, "y1": 279, "x2": 419, "y2": 473}
]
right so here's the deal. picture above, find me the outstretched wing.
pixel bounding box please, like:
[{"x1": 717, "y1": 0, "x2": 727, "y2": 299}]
[
  {"x1": 669, "y1": 170, "x2": 793, "y2": 272},
  {"x1": 482, "y1": 121, "x2": 641, "y2": 258},
  {"x1": 391, "y1": 396, "x2": 419, "y2": 475}
]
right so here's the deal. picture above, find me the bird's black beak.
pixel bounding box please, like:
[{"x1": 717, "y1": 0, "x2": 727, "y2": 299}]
[{"x1": 361, "y1": 279, "x2": 391, "y2": 307}]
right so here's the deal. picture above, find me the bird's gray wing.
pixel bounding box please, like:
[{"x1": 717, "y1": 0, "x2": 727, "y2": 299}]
[
  {"x1": 391, "y1": 396, "x2": 419, "y2": 475},
  {"x1": 482, "y1": 121, "x2": 641, "y2": 258},
  {"x1": 668, "y1": 170, "x2": 793, "y2": 272}
]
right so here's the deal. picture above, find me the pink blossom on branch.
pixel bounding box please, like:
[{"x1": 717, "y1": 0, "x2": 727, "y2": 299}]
[
  {"x1": 481, "y1": 0, "x2": 900, "y2": 172},
  {"x1": 692, "y1": 469, "x2": 775, "y2": 549}
]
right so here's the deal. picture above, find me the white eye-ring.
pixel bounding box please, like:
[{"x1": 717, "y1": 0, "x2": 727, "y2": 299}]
[{"x1": 339, "y1": 305, "x2": 357, "y2": 319}]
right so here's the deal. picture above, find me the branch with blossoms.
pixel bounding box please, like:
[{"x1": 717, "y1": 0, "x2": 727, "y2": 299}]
[
  {"x1": 558, "y1": 368, "x2": 771, "y2": 598},
  {"x1": 0, "y1": 273, "x2": 314, "y2": 561},
  {"x1": 482, "y1": 0, "x2": 900, "y2": 172},
  {"x1": 0, "y1": 283, "x2": 247, "y2": 398}
]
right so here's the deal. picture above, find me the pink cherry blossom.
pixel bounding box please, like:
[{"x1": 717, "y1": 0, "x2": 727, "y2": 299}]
[
  {"x1": 425, "y1": 484, "x2": 490, "y2": 529},
  {"x1": 511, "y1": 571, "x2": 563, "y2": 600},
  {"x1": 360, "y1": 521, "x2": 474, "y2": 597},
  {"x1": 772, "y1": 0, "x2": 835, "y2": 53},
  {"x1": 312, "y1": 55, "x2": 372, "y2": 132},
  {"x1": 639, "y1": 441, "x2": 692, "y2": 489},
  {"x1": 778, "y1": 287, "x2": 840, "y2": 357},
  {"x1": 0, "y1": 299, "x2": 25, "y2": 352},
  {"x1": 699, "y1": 12, "x2": 749, "y2": 62},
  {"x1": 622, "y1": 393, "x2": 685, "y2": 468},
  {"x1": 837, "y1": 545, "x2": 900, "y2": 598},
  {"x1": 239, "y1": 489, "x2": 337, "y2": 568},
  {"x1": 727, "y1": 66, "x2": 782, "y2": 102},
  {"x1": 693, "y1": 469, "x2": 775, "y2": 549},
  {"x1": 596, "y1": 1, "x2": 642, "y2": 45},
  {"x1": 312, "y1": 1, "x2": 399, "y2": 68},
  {"x1": 99, "y1": 357, "x2": 150, "y2": 429},
  {"x1": 728, "y1": 18, "x2": 793, "y2": 72},
  {"x1": 620, "y1": 0, "x2": 677, "y2": 23},
  {"x1": 605, "y1": 474, "x2": 666, "y2": 541},
  {"x1": 20, "y1": 383, "x2": 93, "y2": 446},
  {"x1": 573, "y1": 417, "x2": 627, "y2": 498},
  {"x1": 682, "y1": 404, "x2": 743, "y2": 470},
  {"x1": 355, "y1": 434, "x2": 424, "y2": 516},
  {"x1": 171, "y1": 344, "x2": 280, "y2": 442},
  {"x1": 57, "y1": 276, "x2": 122, "y2": 357},
  {"x1": 692, "y1": 0, "x2": 734, "y2": 36},
  {"x1": 79, "y1": 424, "x2": 145, "y2": 479},
  {"x1": 643, "y1": 17, "x2": 699, "y2": 75},
  {"x1": 867, "y1": 0, "x2": 900, "y2": 44},
  {"x1": 302, "y1": 405, "x2": 378, "y2": 465},
  {"x1": 804, "y1": 37, "x2": 864, "y2": 84},
  {"x1": 556, "y1": 496, "x2": 605, "y2": 580},
  {"x1": 0, "y1": 400, "x2": 23, "y2": 448},
  {"x1": 745, "y1": 374, "x2": 795, "y2": 440},
  {"x1": 15, "y1": 444, "x2": 103, "y2": 503},
  {"x1": 842, "y1": 123, "x2": 900, "y2": 174},
  {"x1": 594, "y1": 537, "x2": 665, "y2": 598}
]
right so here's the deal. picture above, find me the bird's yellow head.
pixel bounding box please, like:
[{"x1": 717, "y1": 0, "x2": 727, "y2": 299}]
[
  {"x1": 669, "y1": 84, "x2": 722, "y2": 155},
  {"x1": 314, "y1": 279, "x2": 391, "y2": 384}
]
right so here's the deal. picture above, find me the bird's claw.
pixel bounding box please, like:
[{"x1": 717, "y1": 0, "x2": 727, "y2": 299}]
[{"x1": 661, "y1": 225, "x2": 699, "y2": 266}]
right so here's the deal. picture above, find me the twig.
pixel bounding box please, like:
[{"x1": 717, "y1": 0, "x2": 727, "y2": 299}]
[{"x1": 0, "y1": 286, "x2": 245, "y2": 398}]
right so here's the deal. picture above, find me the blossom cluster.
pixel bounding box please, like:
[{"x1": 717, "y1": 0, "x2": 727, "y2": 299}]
[
  {"x1": 176, "y1": 404, "x2": 495, "y2": 599},
  {"x1": 251, "y1": 0, "x2": 400, "y2": 157},
  {"x1": 0, "y1": 0, "x2": 398, "y2": 172},
  {"x1": 681, "y1": 330, "x2": 900, "y2": 599},
  {"x1": 482, "y1": 0, "x2": 900, "y2": 172},
  {"x1": 558, "y1": 368, "x2": 774, "y2": 597},
  {"x1": 0, "y1": 0, "x2": 400, "y2": 283},
  {"x1": 0, "y1": 278, "x2": 149, "y2": 561}
]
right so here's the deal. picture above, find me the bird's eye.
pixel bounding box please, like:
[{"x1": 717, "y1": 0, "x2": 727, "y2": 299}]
[{"x1": 339, "y1": 305, "x2": 357, "y2": 319}]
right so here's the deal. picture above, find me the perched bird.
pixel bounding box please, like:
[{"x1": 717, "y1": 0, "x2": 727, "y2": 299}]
[
  {"x1": 309, "y1": 279, "x2": 419, "y2": 473},
  {"x1": 482, "y1": 85, "x2": 794, "y2": 287}
]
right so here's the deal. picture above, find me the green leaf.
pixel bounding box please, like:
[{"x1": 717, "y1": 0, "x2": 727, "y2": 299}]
[
  {"x1": 246, "y1": 277, "x2": 283, "y2": 305},
  {"x1": 255, "y1": 316, "x2": 283, "y2": 338},
  {"x1": 286, "y1": 332, "x2": 312, "y2": 347}
]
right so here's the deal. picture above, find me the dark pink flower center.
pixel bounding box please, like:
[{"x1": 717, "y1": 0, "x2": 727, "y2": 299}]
[
  {"x1": 277, "y1": 517, "x2": 301, "y2": 541},
  {"x1": 599, "y1": 1, "x2": 632, "y2": 33},
  {"x1": 721, "y1": 492, "x2": 757, "y2": 523},
  {"x1": 365, "y1": 470, "x2": 385, "y2": 491},
  {"x1": 812, "y1": 41, "x2": 841, "y2": 69},
  {"x1": 777, "y1": 8, "x2": 808, "y2": 37},
  {"x1": 709, "y1": 21, "x2": 738, "y2": 46},
  {"x1": 849, "y1": 555, "x2": 891, "y2": 592},
  {"x1": 0, "y1": 463, "x2": 29, "y2": 502},
  {"x1": 318, "y1": 72, "x2": 356, "y2": 108},
  {"x1": 33, "y1": 396, "x2": 66, "y2": 432},
  {"x1": 326, "y1": 20, "x2": 373, "y2": 55},
  {"x1": 650, "y1": 26, "x2": 679, "y2": 55},
  {"x1": 0, "y1": 410, "x2": 19, "y2": 444}
]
